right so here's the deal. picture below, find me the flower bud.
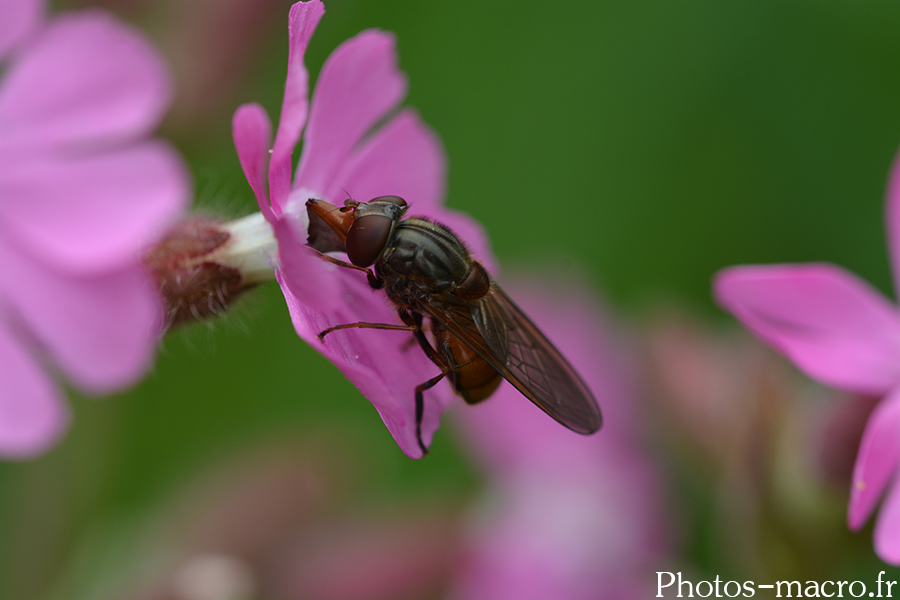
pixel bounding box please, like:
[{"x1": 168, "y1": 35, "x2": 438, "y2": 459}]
[{"x1": 144, "y1": 213, "x2": 277, "y2": 326}]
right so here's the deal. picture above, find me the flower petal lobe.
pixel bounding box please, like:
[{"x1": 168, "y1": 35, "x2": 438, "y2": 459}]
[
  {"x1": 0, "y1": 11, "x2": 171, "y2": 153},
  {"x1": 268, "y1": 0, "x2": 324, "y2": 209},
  {"x1": 0, "y1": 323, "x2": 68, "y2": 458},
  {"x1": 296, "y1": 29, "x2": 407, "y2": 195},
  {"x1": 714, "y1": 264, "x2": 900, "y2": 394},
  {"x1": 849, "y1": 389, "x2": 900, "y2": 531}
]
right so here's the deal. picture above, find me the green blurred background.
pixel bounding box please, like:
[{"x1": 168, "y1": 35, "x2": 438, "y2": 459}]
[{"x1": 5, "y1": 0, "x2": 900, "y2": 597}]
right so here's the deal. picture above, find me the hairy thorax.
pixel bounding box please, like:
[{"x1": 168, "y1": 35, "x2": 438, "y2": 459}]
[{"x1": 377, "y1": 218, "x2": 475, "y2": 307}]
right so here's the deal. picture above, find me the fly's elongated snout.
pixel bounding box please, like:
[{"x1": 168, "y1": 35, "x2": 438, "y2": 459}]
[{"x1": 306, "y1": 198, "x2": 355, "y2": 254}]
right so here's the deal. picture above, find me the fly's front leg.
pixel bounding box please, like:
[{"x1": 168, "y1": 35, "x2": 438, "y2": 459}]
[{"x1": 305, "y1": 246, "x2": 383, "y2": 289}]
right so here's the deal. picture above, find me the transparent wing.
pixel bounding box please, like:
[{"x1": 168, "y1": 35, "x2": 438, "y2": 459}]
[{"x1": 419, "y1": 286, "x2": 602, "y2": 434}]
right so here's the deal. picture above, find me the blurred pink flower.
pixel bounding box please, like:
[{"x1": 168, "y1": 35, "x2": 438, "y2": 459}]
[
  {"x1": 80, "y1": 438, "x2": 461, "y2": 600},
  {"x1": 232, "y1": 0, "x2": 493, "y2": 458},
  {"x1": 0, "y1": 0, "x2": 189, "y2": 458},
  {"x1": 644, "y1": 310, "x2": 857, "y2": 575},
  {"x1": 714, "y1": 148, "x2": 900, "y2": 563},
  {"x1": 451, "y1": 278, "x2": 668, "y2": 600}
]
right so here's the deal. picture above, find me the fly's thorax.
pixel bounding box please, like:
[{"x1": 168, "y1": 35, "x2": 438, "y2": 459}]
[{"x1": 378, "y1": 217, "x2": 473, "y2": 294}]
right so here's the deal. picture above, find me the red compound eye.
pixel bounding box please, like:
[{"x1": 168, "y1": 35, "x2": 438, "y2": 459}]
[{"x1": 346, "y1": 214, "x2": 393, "y2": 267}]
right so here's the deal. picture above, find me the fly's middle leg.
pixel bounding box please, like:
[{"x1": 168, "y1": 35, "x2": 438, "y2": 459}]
[
  {"x1": 316, "y1": 308, "x2": 450, "y2": 456},
  {"x1": 317, "y1": 321, "x2": 415, "y2": 341}
]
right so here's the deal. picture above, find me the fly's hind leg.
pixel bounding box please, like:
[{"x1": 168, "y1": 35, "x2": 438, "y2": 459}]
[
  {"x1": 399, "y1": 312, "x2": 443, "y2": 365},
  {"x1": 398, "y1": 311, "x2": 454, "y2": 455},
  {"x1": 400, "y1": 320, "x2": 431, "y2": 352},
  {"x1": 415, "y1": 367, "x2": 450, "y2": 455}
]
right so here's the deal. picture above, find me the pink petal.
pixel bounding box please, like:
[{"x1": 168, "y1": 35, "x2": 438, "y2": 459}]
[
  {"x1": 0, "y1": 238, "x2": 163, "y2": 394},
  {"x1": 0, "y1": 322, "x2": 69, "y2": 458},
  {"x1": 848, "y1": 388, "x2": 900, "y2": 530},
  {"x1": 0, "y1": 0, "x2": 42, "y2": 61},
  {"x1": 886, "y1": 147, "x2": 900, "y2": 299},
  {"x1": 232, "y1": 103, "x2": 274, "y2": 220},
  {"x1": 0, "y1": 10, "x2": 172, "y2": 155},
  {"x1": 277, "y1": 265, "x2": 457, "y2": 459},
  {"x1": 874, "y1": 475, "x2": 900, "y2": 565},
  {"x1": 333, "y1": 108, "x2": 446, "y2": 211},
  {"x1": 714, "y1": 264, "x2": 900, "y2": 395},
  {"x1": 268, "y1": 0, "x2": 324, "y2": 209},
  {"x1": 271, "y1": 217, "x2": 340, "y2": 313},
  {"x1": 295, "y1": 29, "x2": 407, "y2": 196},
  {"x1": 0, "y1": 140, "x2": 189, "y2": 274}
]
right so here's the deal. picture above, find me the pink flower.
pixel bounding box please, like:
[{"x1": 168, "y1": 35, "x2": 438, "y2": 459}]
[
  {"x1": 0, "y1": 0, "x2": 189, "y2": 458},
  {"x1": 232, "y1": 0, "x2": 493, "y2": 458},
  {"x1": 73, "y1": 437, "x2": 461, "y2": 600},
  {"x1": 450, "y1": 278, "x2": 669, "y2": 600},
  {"x1": 714, "y1": 149, "x2": 900, "y2": 563}
]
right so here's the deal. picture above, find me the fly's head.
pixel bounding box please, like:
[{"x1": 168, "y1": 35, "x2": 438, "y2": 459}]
[{"x1": 306, "y1": 196, "x2": 408, "y2": 266}]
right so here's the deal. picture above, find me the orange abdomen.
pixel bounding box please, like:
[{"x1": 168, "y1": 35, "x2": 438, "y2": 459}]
[{"x1": 436, "y1": 328, "x2": 502, "y2": 404}]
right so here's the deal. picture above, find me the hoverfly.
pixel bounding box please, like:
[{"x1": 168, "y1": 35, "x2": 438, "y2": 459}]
[{"x1": 306, "y1": 195, "x2": 602, "y2": 454}]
